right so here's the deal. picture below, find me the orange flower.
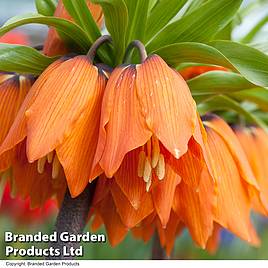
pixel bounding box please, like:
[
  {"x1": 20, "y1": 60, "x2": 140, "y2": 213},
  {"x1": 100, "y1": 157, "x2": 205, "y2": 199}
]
[
  {"x1": 43, "y1": 0, "x2": 103, "y2": 56},
  {"x1": 92, "y1": 54, "x2": 210, "y2": 211},
  {"x1": 179, "y1": 65, "x2": 228, "y2": 80},
  {"x1": 0, "y1": 31, "x2": 29, "y2": 45},
  {"x1": 234, "y1": 126, "x2": 268, "y2": 215},
  {"x1": 0, "y1": 73, "x2": 33, "y2": 172},
  {"x1": 203, "y1": 115, "x2": 260, "y2": 246},
  {"x1": 90, "y1": 114, "x2": 264, "y2": 255},
  {"x1": 87, "y1": 54, "x2": 217, "y2": 253},
  {"x1": 0, "y1": 55, "x2": 107, "y2": 198},
  {"x1": 0, "y1": 71, "x2": 66, "y2": 208}
]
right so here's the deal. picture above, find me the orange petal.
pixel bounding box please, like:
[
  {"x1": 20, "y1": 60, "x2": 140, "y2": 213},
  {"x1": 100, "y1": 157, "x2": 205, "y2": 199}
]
[
  {"x1": 0, "y1": 59, "x2": 64, "y2": 158},
  {"x1": 168, "y1": 137, "x2": 205, "y2": 188},
  {"x1": 136, "y1": 55, "x2": 197, "y2": 159},
  {"x1": 206, "y1": 224, "x2": 221, "y2": 254},
  {"x1": 11, "y1": 141, "x2": 61, "y2": 208},
  {"x1": 0, "y1": 75, "x2": 31, "y2": 171},
  {"x1": 156, "y1": 211, "x2": 182, "y2": 256},
  {"x1": 152, "y1": 165, "x2": 181, "y2": 227},
  {"x1": 205, "y1": 127, "x2": 259, "y2": 244},
  {"x1": 91, "y1": 211, "x2": 104, "y2": 232},
  {"x1": 56, "y1": 72, "x2": 106, "y2": 197},
  {"x1": 131, "y1": 213, "x2": 156, "y2": 242},
  {"x1": 87, "y1": 1, "x2": 103, "y2": 27},
  {"x1": 110, "y1": 180, "x2": 154, "y2": 228},
  {"x1": 236, "y1": 127, "x2": 268, "y2": 215},
  {"x1": 92, "y1": 175, "x2": 111, "y2": 206},
  {"x1": 43, "y1": 0, "x2": 71, "y2": 56},
  {"x1": 95, "y1": 66, "x2": 151, "y2": 178},
  {"x1": 26, "y1": 56, "x2": 99, "y2": 162},
  {"x1": 114, "y1": 149, "x2": 147, "y2": 209},
  {"x1": 203, "y1": 115, "x2": 258, "y2": 189},
  {"x1": 95, "y1": 193, "x2": 128, "y2": 246},
  {"x1": 173, "y1": 173, "x2": 214, "y2": 248}
]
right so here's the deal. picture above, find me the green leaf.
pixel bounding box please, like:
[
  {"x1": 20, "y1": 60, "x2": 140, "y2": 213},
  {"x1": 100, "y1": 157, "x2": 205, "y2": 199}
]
[
  {"x1": 62, "y1": 0, "x2": 101, "y2": 43},
  {"x1": 0, "y1": 13, "x2": 90, "y2": 53},
  {"x1": 154, "y1": 41, "x2": 268, "y2": 87},
  {"x1": 198, "y1": 95, "x2": 268, "y2": 130},
  {"x1": 149, "y1": 0, "x2": 158, "y2": 11},
  {"x1": 213, "y1": 22, "x2": 232, "y2": 40},
  {"x1": 61, "y1": 0, "x2": 112, "y2": 64},
  {"x1": 155, "y1": 42, "x2": 233, "y2": 67},
  {"x1": 210, "y1": 40, "x2": 268, "y2": 87},
  {"x1": 231, "y1": 88, "x2": 268, "y2": 111},
  {"x1": 146, "y1": 0, "x2": 242, "y2": 51},
  {"x1": 125, "y1": 0, "x2": 149, "y2": 43},
  {"x1": 182, "y1": 0, "x2": 207, "y2": 16},
  {"x1": 92, "y1": 0, "x2": 128, "y2": 65},
  {"x1": 145, "y1": 0, "x2": 187, "y2": 42},
  {"x1": 188, "y1": 71, "x2": 259, "y2": 96},
  {"x1": 240, "y1": 15, "x2": 268, "y2": 43},
  {"x1": 251, "y1": 41, "x2": 268, "y2": 55},
  {"x1": 0, "y1": 44, "x2": 58, "y2": 75},
  {"x1": 35, "y1": 0, "x2": 57, "y2": 16}
]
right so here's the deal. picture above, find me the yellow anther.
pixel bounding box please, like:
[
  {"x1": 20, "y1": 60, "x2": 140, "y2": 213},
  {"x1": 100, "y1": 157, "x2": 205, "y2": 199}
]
[
  {"x1": 143, "y1": 157, "x2": 152, "y2": 183},
  {"x1": 47, "y1": 151, "x2": 54, "y2": 164},
  {"x1": 155, "y1": 154, "x2": 165, "y2": 181},
  {"x1": 137, "y1": 151, "x2": 146, "y2": 178},
  {"x1": 151, "y1": 136, "x2": 160, "y2": 168},
  {"x1": 146, "y1": 176, "x2": 152, "y2": 192},
  {"x1": 37, "y1": 156, "x2": 47, "y2": 174},
  {"x1": 146, "y1": 139, "x2": 152, "y2": 158},
  {"x1": 52, "y1": 154, "x2": 60, "y2": 179}
]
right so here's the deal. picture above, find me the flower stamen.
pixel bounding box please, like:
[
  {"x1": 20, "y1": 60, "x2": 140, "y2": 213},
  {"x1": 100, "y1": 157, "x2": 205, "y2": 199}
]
[
  {"x1": 137, "y1": 151, "x2": 146, "y2": 178},
  {"x1": 155, "y1": 154, "x2": 165, "y2": 181},
  {"x1": 143, "y1": 157, "x2": 152, "y2": 183},
  {"x1": 151, "y1": 136, "x2": 160, "y2": 168},
  {"x1": 37, "y1": 156, "x2": 47, "y2": 174},
  {"x1": 52, "y1": 154, "x2": 60, "y2": 179},
  {"x1": 47, "y1": 151, "x2": 54, "y2": 164},
  {"x1": 137, "y1": 137, "x2": 166, "y2": 191}
]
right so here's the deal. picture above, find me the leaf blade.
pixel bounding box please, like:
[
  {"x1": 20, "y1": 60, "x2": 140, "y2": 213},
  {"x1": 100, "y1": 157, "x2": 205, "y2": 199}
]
[
  {"x1": 0, "y1": 13, "x2": 90, "y2": 52},
  {"x1": 0, "y1": 43, "x2": 58, "y2": 75},
  {"x1": 92, "y1": 0, "x2": 128, "y2": 64},
  {"x1": 198, "y1": 95, "x2": 268, "y2": 130},
  {"x1": 188, "y1": 71, "x2": 259, "y2": 95},
  {"x1": 146, "y1": 0, "x2": 242, "y2": 51},
  {"x1": 145, "y1": 0, "x2": 187, "y2": 42},
  {"x1": 154, "y1": 41, "x2": 268, "y2": 87}
]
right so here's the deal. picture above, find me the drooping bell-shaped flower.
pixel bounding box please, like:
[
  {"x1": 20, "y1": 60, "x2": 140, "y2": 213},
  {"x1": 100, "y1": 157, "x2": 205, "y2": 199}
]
[
  {"x1": 0, "y1": 51, "x2": 108, "y2": 198},
  {"x1": 234, "y1": 126, "x2": 268, "y2": 215},
  {"x1": 203, "y1": 114, "x2": 260, "y2": 246},
  {"x1": 90, "y1": 49, "x2": 212, "y2": 230}
]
